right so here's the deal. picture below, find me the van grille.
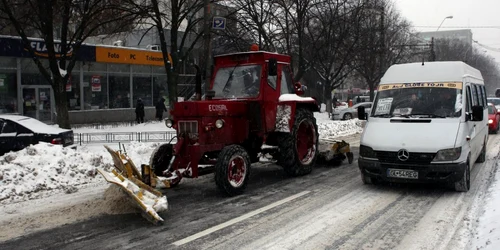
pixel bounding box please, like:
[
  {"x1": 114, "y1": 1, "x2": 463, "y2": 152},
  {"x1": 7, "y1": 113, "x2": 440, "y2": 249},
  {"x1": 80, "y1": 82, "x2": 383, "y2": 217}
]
[
  {"x1": 178, "y1": 121, "x2": 198, "y2": 134},
  {"x1": 375, "y1": 151, "x2": 436, "y2": 165}
]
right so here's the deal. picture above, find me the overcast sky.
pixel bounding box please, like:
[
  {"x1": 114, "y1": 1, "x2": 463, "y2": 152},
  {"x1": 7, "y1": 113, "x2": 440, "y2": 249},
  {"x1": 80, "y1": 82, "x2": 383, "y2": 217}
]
[{"x1": 393, "y1": 0, "x2": 500, "y2": 63}]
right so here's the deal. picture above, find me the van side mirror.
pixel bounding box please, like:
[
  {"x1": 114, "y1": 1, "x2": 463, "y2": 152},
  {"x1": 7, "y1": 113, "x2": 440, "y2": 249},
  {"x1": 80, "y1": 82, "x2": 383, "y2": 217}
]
[
  {"x1": 268, "y1": 58, "x2": 277, "y2": 76},
  {"x1": 471, "y1": 105, "x2": 484, "y2": 121},
  {"x1": 358, "y1": 106, "x2": 367, "y2": 120}
]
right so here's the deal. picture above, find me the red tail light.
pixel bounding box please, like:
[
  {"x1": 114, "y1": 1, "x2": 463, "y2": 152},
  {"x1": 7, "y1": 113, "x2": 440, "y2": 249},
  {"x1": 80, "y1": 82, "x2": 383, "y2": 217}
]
[{"x1": 51, "y1": 138, "x2": 63, "y2": 144}]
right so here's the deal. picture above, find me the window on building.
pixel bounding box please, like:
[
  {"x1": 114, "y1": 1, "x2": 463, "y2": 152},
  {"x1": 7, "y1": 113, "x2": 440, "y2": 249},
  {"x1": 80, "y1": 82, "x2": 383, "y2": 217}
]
[
  {"x1": 153, "y1": 74, "x2": 168, "y2": 106},
  {"x1": 0, "y1": 70, "x2": 18, "y2": 114}
]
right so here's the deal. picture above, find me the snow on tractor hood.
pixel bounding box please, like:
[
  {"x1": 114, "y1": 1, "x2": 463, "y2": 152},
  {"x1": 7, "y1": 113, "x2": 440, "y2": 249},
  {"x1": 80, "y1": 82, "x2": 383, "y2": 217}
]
[
  {"x1": 172, "y1": 100, "x2": 248, "y2": 117},
  {"x1": 279, "y1": 94, "x2": 315, "y2": 102}
]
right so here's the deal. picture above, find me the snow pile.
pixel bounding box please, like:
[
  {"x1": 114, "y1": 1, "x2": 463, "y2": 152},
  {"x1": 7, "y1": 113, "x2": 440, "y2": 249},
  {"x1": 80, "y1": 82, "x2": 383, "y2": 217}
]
[
  {"x1": 317, "y1": 119, "x2": 363, "y2": 139},
  {"x1": 314, "y1": 112, "x2": 363, "y2": 139},
  {"x1": 0, "y1": 141, "x2": 159, "y2": 204}
]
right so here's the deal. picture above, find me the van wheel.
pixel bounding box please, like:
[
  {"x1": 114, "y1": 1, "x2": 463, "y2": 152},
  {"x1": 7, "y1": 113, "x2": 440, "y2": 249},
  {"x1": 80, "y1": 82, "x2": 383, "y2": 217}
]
[
  {"x1": 454, "y1": 160, "x2": 470, "y2": 192},
  {"x1": 477, "y1": 142, "x2": 486, "y2": 163}
]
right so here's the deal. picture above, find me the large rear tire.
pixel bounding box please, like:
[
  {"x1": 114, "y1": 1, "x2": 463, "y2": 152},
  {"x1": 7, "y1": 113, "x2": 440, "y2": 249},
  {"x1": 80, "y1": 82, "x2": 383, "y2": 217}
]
[
  {"x1": 277, "y1": 108, "x2": 319, "y2": 177},
  {"x1": 215, "y1": 145, "x2": 251, "y2": 196}
]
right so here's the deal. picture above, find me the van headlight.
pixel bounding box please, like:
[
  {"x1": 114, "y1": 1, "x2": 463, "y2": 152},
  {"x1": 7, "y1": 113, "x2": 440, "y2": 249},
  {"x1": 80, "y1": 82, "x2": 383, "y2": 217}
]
[
  {"x1": 433, "y1": 147, "x2": 461, "y2": 162},
  {"x1": 489, "y1": 119, "x2": 493, "y2": 124},
  {"x1": 165, "y1": 119, "x2": 173, "y2": 128},
  {"x1": 215, "y1": 119, "x2": 224, "y2": 129},
  {"x1": 360, "y1": 145, "x2": 377, "y2": 159}
]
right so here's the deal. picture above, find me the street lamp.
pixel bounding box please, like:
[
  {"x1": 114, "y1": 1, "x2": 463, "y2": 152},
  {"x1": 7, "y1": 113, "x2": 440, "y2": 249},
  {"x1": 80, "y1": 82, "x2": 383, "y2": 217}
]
[{"x1": 437, "y1": 16, "x2": 453, "y2": 31}]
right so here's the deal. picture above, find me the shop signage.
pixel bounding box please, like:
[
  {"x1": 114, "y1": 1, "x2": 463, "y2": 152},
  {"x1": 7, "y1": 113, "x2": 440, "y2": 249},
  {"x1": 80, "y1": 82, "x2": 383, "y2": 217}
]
[
  {"x1": 95, "y1": 47, "x2": 173, "y2": 66},
  {"x1": 91, "y1": 75, "x2": 101, "y2": 92}
]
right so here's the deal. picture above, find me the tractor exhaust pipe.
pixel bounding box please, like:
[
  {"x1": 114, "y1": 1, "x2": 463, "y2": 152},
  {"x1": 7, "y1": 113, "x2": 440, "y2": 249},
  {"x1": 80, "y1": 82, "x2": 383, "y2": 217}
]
[{"x1": 193, "y1": 64, "x2": 202, "y2": 100}]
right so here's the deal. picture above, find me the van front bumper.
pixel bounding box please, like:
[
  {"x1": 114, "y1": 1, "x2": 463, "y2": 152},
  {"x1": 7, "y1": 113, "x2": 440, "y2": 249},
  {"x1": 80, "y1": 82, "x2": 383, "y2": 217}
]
[{"x1": 358, "y1": 158, "x2": 466, "y2": 183}]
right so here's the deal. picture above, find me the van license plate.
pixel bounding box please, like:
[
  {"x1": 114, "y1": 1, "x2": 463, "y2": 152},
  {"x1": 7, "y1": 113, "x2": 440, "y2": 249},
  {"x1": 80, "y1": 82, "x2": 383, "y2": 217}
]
[{"x1": 387, "y1": 169, "x2": 418, "y2": 179}]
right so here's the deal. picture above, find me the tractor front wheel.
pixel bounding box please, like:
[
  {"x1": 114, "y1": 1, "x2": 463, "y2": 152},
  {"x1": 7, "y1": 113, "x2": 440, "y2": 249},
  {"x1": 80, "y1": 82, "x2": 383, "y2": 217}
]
[
  {"x1": 215, "y1": 145, "x2": 251, "y2": 196},
  {"x1": 149, "y1": 143, "x2": 180, "y2": 187},
  {"x1": 278, "y1": 108, "x2": 319, "y2": 177}
]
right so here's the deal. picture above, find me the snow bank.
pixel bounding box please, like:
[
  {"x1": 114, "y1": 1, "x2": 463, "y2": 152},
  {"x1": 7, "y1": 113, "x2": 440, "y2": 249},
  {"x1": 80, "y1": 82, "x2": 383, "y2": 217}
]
[
  {"x1": 314, "y1": 112, "x2": 364, "y2": 139},
  {"x1": 0, "y1": 141, "x2": 160, "y2": 204}
]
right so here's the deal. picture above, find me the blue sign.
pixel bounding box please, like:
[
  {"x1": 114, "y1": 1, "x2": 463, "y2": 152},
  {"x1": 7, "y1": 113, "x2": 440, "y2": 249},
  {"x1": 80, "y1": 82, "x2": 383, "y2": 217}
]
[
  {"x1": 0, "y1": 36, "x2": 96, "y2": 62},
  {"x1": 212, "y1": 17, "x2": 226, "y2": 30}
]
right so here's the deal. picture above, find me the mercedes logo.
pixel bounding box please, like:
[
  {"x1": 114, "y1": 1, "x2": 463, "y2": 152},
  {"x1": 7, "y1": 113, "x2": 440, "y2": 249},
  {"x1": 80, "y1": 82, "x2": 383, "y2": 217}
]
[{"x1": 397, "y1": 149, "x2": 410, "y2": 161}]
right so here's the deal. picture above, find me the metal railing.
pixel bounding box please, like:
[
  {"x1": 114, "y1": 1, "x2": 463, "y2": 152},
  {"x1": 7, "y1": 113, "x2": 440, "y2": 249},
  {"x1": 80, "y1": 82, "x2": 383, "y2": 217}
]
[{"x1": 73, "y1": 131, "x2": 177, "y2": 145}]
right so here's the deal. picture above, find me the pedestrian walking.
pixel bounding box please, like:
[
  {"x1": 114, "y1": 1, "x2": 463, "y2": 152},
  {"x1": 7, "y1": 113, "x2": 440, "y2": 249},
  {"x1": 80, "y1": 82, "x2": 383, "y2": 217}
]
[
  {"x1": 155, "y1": 97, "x2": 167, "y2": 121},
  {"x1": 135, "y1": 98, "x2": 145, "y2": 123}
]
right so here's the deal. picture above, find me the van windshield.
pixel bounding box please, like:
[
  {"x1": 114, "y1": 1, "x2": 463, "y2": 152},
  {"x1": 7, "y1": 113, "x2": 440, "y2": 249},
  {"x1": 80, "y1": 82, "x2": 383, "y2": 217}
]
[
  {"x1": 371, "y1": 83, "x2": 463, "y2": 118},
  {"x1": 211, "y1": 64, "x2": 262, "y2": 99}
]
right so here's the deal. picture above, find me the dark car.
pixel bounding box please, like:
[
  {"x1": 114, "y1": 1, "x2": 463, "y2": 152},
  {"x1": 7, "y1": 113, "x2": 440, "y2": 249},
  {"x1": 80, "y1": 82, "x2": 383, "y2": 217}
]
[{"x1": 0, "y1": 115, "x2": 75, "y2": 156}]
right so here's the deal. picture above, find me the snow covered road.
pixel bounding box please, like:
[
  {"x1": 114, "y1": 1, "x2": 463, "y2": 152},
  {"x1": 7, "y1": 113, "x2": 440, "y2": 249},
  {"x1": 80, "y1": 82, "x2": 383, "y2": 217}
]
[{"x1": 1, "y1": 134, "x2": 499, "y2": 249}]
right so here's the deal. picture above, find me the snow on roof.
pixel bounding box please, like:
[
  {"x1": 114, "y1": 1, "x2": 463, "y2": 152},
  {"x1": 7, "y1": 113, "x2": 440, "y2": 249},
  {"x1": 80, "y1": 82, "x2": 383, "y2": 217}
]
[
  {"x1": 380, "y1": 61, "x2": 484, "y2": 84},
  {"x1": 0, "y1": 115, "x2": 70, "y2": 134}
]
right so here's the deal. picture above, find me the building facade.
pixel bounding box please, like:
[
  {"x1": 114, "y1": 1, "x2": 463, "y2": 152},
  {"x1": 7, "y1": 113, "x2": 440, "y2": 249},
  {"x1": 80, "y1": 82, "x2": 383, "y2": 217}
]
[{"x1": 0, "y1": 35, "x2": 195, "y2": 124}]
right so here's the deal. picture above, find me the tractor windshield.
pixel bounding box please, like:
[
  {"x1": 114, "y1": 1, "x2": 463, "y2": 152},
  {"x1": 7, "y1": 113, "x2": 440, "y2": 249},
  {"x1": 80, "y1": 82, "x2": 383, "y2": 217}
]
[{"x1": 211, "y1": 64, "x2": 262, "y2": 99}]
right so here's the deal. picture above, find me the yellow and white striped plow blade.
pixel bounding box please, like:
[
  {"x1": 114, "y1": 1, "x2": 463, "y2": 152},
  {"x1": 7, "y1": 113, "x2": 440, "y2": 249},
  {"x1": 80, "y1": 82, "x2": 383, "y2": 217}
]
[{"x1": 97, "y1": 168, "x2": 168, "y2": 224}]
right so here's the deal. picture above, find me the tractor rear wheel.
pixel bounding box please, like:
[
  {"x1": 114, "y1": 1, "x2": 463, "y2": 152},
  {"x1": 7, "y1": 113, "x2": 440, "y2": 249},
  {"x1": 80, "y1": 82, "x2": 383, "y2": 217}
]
[
  {"x1": 215, "y1": 145, "x2": 251, "y2": 196},
  {"x1": 149, "y1": 143, "x2": 174, "y2": 177},
  {"x1": 278, "y1": 108, "x2": 319, "y2": 177}
]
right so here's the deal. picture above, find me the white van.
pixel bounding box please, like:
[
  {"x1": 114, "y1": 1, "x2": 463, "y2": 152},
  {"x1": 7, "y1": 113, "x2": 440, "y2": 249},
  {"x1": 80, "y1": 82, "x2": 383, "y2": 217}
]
[{"x1": 357, "y1": 61, "x2": 488, "y2": 192}]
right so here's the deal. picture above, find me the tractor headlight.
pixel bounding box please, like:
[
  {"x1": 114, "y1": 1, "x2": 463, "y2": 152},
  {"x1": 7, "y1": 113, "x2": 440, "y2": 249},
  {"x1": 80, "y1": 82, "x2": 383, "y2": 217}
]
[
  {"x1": 215, "y1": 119, "x2": 224, "y2": 129},
  {"x1": 489, "y1": 119, "x2": 493, "y2": 124},
  {"x1": 433, "y1": 147, "x2": 461, "y2": 162},
  {"x1": 165, "y1": 119, "x2": 173, "y2": 128}
]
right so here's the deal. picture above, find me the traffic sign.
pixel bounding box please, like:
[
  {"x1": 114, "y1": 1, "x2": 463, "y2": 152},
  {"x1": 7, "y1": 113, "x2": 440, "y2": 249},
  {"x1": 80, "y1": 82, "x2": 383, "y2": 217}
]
[{"x1": 212, "y1": 17, "x2": 226, "y2": 30}]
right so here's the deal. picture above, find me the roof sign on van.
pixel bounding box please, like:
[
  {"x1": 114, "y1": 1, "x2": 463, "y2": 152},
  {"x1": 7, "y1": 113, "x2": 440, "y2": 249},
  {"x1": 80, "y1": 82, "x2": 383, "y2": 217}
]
[{"x1": 378, "y1": 82, "x2": 463, "y2": 91}]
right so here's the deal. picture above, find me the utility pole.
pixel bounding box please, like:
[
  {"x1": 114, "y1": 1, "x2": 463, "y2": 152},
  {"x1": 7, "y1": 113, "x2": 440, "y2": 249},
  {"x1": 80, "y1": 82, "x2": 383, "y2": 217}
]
[
  {"x1": 202, "y1": 0, "x2": 212, "y2": 94},
  {"x1": 430, "y1": 37, "x2": 436, "y2": 61}
]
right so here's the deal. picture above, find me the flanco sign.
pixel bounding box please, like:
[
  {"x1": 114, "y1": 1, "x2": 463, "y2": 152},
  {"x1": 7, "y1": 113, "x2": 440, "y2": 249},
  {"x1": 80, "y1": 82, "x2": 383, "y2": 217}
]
[
  {"x1": 96, "y1": 47, "x2": 173, "y2": 66},
  {"x1": 25, "y1": 41, "x2": 74, "y2": 58}
]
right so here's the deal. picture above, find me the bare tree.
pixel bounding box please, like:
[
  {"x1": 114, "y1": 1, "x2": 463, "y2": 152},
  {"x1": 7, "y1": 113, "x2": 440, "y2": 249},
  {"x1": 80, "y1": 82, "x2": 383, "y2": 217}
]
[
  {"x1": 127, "y1": 0, "x2": 205, "y2": 109},
  {"x1": 434, "y1": 38, "x2": 500, "y2": 95},
  {"x1": 352, "y1": 0, "x2": 412, "y2": 101},
  {"x1": 0, "y1": 0, "x2": 138, "y2": 128},
  {"x1": 306, "y1": 0, "x2": 365, "y2": 113}
]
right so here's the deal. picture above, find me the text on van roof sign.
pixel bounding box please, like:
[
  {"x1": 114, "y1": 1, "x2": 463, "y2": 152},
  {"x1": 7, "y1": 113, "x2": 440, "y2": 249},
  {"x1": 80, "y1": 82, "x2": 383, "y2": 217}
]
[{"x1": 378, "y1": 82, "x2": 463, "y2": 91}]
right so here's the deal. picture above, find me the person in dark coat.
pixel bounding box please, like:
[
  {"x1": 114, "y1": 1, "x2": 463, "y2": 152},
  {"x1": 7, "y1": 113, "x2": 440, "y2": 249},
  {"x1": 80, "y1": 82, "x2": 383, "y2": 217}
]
[
  {"x1": 135, "y1": 98, "x2": 145, "y2": 123},
  {"x1": 155, "y1": 97, "x2": 167, "y2": 121}
]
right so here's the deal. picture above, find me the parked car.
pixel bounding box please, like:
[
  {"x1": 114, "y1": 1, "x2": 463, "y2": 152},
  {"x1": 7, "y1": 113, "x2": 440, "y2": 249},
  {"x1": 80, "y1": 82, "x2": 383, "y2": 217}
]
[
  {"x1": 0, "y1": 115, "x2": 75, "y2": 156},
  {"x1": 487, "y1": 97, "x2": 500, "y2": 110},
  {"x1": 332, "y1": 102, "x2": 372, "y2": 120},
  {"x1": 488, "y1": 103, "x2": 500, "y2": 134}
]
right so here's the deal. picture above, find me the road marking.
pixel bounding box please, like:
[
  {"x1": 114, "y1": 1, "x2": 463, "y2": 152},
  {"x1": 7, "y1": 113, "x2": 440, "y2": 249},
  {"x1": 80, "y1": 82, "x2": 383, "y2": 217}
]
[{"x1": 171, "y1": 190, "x2": 311, "y2": 246}]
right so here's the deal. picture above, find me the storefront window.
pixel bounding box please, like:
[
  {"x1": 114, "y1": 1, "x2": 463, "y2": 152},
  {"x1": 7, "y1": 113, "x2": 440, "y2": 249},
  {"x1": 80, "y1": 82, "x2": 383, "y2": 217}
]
[
  {"x1": 109, "y1": 75, "x2": 130, "y2": 108},
  {"x1": 0, "y1": 70, "x2": 18, "y2": 114},
  {"x1": 21, "y1": 59, "x2": 51, "y2": 85},
  {"x1": 82, "y1": 74, "x2": 108, "y2": 109},
  {"x1": 83, "y1": 62, "x2": 108, "y2": 110},
  {"x1": 153, "y1": 74, "x2": 168, "y2": 106},
  {"x1": 66, "y1": 73, "x2": 81, "y2": 110},
  {"x1": 133, "y1": 75, "x2": 152, "y2": 107}
]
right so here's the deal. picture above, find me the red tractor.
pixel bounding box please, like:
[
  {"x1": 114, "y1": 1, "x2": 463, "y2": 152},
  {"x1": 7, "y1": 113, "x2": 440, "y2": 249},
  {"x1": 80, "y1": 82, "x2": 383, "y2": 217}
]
[
  {"x1": 149, "y1": 51, "x2": 320, "y2": 196},
  {"x1": 98, "y1": 50, "x2": 320, "y2": 223}
]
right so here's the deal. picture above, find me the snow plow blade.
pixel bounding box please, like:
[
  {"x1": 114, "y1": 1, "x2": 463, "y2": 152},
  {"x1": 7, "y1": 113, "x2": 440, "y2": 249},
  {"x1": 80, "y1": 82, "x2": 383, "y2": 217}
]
[{"x1": 97, "y1": 145, "x2": 168, "y2": 224}]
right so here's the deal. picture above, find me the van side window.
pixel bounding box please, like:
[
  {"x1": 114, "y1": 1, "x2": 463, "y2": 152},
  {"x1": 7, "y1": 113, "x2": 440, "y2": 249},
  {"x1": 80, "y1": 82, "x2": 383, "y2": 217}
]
[
  {"x1": 466, "y1": 86, "x2": 472, "y2": 113},
  {"x1": 476, "y1": 85, "x2": 484, "y2": 107},
  {"x1": 470, "y1": 84, "x2": 478, "y2": 107},
  {"x1": 481, "y1": 85, "x2": 487, "y2": 108}
]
